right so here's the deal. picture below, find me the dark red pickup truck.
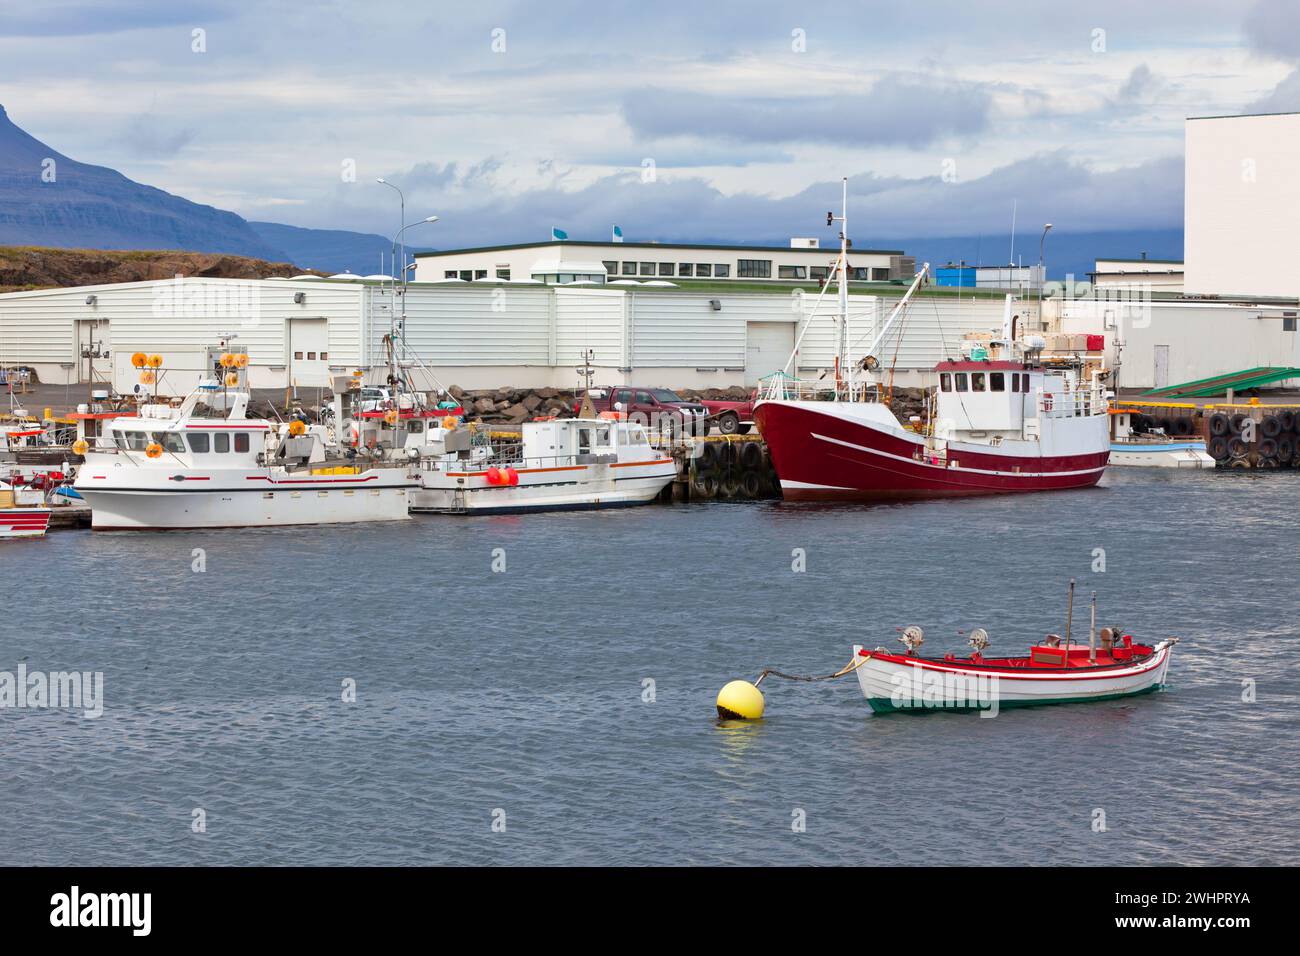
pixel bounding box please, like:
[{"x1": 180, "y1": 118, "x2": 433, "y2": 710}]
[
  {"x1": 581, "y1": 387, "x2": 710, "y2": 436},
  {"x1": 698, "y1": 393, "x2": 756, "y2": 435}
]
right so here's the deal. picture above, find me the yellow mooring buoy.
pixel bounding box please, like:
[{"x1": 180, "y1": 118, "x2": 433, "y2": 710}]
[{"x1": 716, "y1": 680, "x2": 765, "y2": 720}]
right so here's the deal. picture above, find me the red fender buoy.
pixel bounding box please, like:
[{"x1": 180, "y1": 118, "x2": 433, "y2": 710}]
[
  {"x1": 485, "y1": 467, "x2": 502, "y2": 485},
  {"x1": 505, "y1": 467, "x2": 520, "y2": 486}
]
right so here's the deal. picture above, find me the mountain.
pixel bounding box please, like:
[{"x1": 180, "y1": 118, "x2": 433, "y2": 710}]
[
  {"x1": 0, "y1": 103, "x2": 294, "y2": 261},
  {"x1": 0, "y1": 246, "x2": 328, "y2": 294},
  {"x1": 247, "y1": 221, "x2": 404, "y2": 276}
]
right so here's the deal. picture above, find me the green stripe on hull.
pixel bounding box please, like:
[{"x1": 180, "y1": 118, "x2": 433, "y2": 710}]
[{"x1": 865, "y1": 683, "x2": 1166, "y2": 714}]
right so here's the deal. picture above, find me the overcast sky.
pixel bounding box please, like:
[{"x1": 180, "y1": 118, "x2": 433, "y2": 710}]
[{"x1": 2, "y1": 0, "x2": 1298, "y2": 249}]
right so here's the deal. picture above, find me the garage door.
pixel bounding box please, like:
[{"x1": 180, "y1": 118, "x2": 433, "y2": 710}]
[
  {"x1": 288, "y1": 318, "x2": 330, "y2": 388},
  {"x1": 745, "y1": 321, "x2": 795, "y2": 386}
]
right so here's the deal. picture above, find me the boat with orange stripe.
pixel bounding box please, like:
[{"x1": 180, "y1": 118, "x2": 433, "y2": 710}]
[{"x1": 410, "y1": 417, "x2": 676, "y2": 514}]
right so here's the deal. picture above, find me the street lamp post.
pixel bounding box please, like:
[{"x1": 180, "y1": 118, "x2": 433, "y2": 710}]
[{"x1": 1038, "y1": 223, "x2": 1053, "y2": 315}]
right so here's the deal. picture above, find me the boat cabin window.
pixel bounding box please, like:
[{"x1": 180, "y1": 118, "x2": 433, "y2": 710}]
[
  {"x1": 234, "y1": 433, "x2": 250, "y2": 453},
  {"x1": 188, "y1": 433, "x2": 210, "y2": 453},
  {"x1": 954, "y1": 373, "x2": 968, "y2": 392},
  {"x1": 971, "y1": 372, "x2": 986, "y2": 392},
  {"x1": 214, "y1": 433, "x2": 230, "y2": 453},
  {"x1": 594, "y1": 426, "x2": 611, "y2": 448},
  {"x1": 990, "y1": 372, "x2": 1005, "y2": 392},
  {"x1": 939, "y1": 373, "x2": 952, "y2": 392},
  {"x1": 406, "y1": 420, "x2": 423, "y2": 434},
  {"x1": 115, "y1": 430, "x2": 150, "y2": 450},
  {"x1": 152, "y1": 432, "x2": 186, "y2": 454}
]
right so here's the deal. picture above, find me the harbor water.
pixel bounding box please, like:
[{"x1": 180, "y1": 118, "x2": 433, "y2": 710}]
[{"x1": 2, "y1": 468, "x2": 1296, "y2": 865}]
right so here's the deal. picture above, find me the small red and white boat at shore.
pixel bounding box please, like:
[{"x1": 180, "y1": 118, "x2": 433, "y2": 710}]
[
  {"x1": 0, "y1": 480, "x2": 52, "y2": 539},
  {"x1": 754, "y1": 183, "x2": 1110, "y2": 501},
  {"x1": 850, "y1": 589, "x2": 1176, "y2": 713}
]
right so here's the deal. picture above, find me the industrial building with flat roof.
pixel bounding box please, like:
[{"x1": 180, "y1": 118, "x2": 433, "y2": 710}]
[
  {"x1": 0, "y1": 273, "x2": 1014, "y2": 395},
  {"x1": 413, "y1": 238, "x2": 914, "y2": 286}
]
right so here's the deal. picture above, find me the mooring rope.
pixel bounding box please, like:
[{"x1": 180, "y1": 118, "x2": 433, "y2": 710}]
[{"x1": 754, "y1": 653, "x2": 870, "y2": 686}]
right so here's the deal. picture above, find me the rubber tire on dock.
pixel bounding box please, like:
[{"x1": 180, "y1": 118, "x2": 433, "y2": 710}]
[
  {"x1": 1228, "y1": 437, "x2": 1250, "y2": 458},
  {"x1": 1228, "y1": 457, "x2": 1252, "y2": 469},
  {"x1": 739, "y1": 441, "x2": 764, "y2": 470},
  {"x1": 1278, "y1": 436, "x2": 1295, "y2": 464},
  {"x1": 740, "y1": 471, "x2": 763, "y2": 498},
  {"x1": 1208, "y1": 413, "x2": 1230, "y2": 437},
  {"x1": 1280, "y1": 410, "x2": 1297, "y2": 432},
  {"x1": 690, "y1": 472, "x2": 718, "y2": 499},
  {"x1": 1262, "y1": 415, "x2": 1283, "y2": 438},
  {"x1": 718, "y1": 474, "x2": 742, "y2": 499},
  {"x1": 697, "y1": 442, "x2": 720, "y2": 470},
  {"x1": 1230, "y1": 413, "x2": 1251, "y2": 434},
  {"x1": 1207, "y1": 435, "x2": 1231, "y2": 462}
]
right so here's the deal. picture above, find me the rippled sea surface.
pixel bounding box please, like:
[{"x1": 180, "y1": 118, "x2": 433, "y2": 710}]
[{"x1": 2, "y1": 467, "x2": 1297, "y2": 865}]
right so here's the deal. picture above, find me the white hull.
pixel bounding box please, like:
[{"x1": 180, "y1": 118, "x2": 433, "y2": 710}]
[
  {"x1": 411, "y1": 459, "x2": 675, "y2": 514},
  {"x1": 1109, "y1": 441, "x2": 1216, "y2": 468},
  {"x1": 77, "y1": 470, "x2": 415, "y2": 529},
  {"x1": 851, "y1": 641, "x2": 1176, "y2": 713}
]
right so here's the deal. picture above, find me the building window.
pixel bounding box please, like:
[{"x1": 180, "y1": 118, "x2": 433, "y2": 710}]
[
  {"x1": 850, "y1": 267, "x2": 871, "y2": 280},
  {"x1": 622, "y1": 262, "x2": 637, "y2": 275},
  {"x1": 602, "y1": 261, "x2": 618, "y2": 276},
  {"x1": 459, "y1": 270, "x2": 473, "y2": 281},
  {"x1": 320, "y1": 352, "x2": 328, "y2": 361},
  {"x1": 294, "y1": 351, "x2": 304, "y2": 360},
  {"x1": 871, "y1": 267, "x2": 890, "y2": 281},
  {"x1": 695, "y1": 264, "x2": 712, "y2": 277},
  {"x1": 639, "y1": 262, "x2": 656, "y2": 276},
  {"x1": 659, "y1": 262, "x2": 674, "y2": 276},
  {"x1": 496, "y1": 268, "x2": 511, "y2": 280},
  {"x1": 678, "y1": 263, "x2": 693, "y2": 277},
  {"x1": 444, "y1": 270, "x2": 457, "y2": 279},
  {"x1": 714, "y1": 264, "x2": 730, "y2": 278},
  {"x1": 737, "y1": 259, "x2": 771, "y2": 278},
  {"x1": 1285, "y1": 316, "x2": 1297, "y2": 332},
  {"x1": 778, "y1": 265, "x2": 807, "y2": 279},
  {"x1": 474, "y1": 270, "x2": 487, "y2": 280},
  {"x1": 810, "y1": 266, "x2": 829, "y2": 281}
]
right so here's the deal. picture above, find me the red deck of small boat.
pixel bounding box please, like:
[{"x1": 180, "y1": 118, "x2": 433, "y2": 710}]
[{"x1": 860, "y1": 640, "x2": 1156, "y2": 673}]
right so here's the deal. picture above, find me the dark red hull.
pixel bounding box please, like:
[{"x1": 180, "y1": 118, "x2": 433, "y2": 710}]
[{"x1": 755, "y1": 401, "x2": 1109, "y2": 500}]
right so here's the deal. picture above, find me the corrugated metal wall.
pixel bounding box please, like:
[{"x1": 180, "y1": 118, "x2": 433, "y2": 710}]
[
  {"x1": 554, "y1": 288, "x2": 626, "y2": 369},
  {"x1": 629, "y1": 292, "x2": 753, "y2": 367},
  {"x1": 374, "y1": 285, "x2": 553, "y2": 366},
  {"x1": 792, "y1": 294, "x2": 880, "y2": 369}
]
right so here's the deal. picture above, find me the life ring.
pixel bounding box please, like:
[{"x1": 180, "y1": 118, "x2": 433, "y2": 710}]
[
  {"x1": 147, "y1": 354, "x2": 164, "y2": 368},
  {"x1": 145, "y1": 442, "x2": 163, "y2": 459},
  {"x1": 72, "y1": 439, "x2": 89, "y2": 455},
  {"x1": 384, "y1": 409, "x2": 399, "y2": 426},
  {"x1": 441, "y1": 416, "x2": 458, "y2": 431},
  {"x1": 235, "y1": 353, "x2": 249, "y2": 368},
  {"x1": 288, "y1": 420, "x2": 306, "y2": 437},
  {"x1": 225, "y1": 373, "x2": 240, "y2": 387},
  {"x1": 130, "y1": 352, "x2": 148, "y2": 368}
]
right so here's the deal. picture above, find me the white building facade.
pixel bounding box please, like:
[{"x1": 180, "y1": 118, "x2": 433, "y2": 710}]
[
  {"x1": 414, "y1": 239, "x2": 912, "y2": 286},
  {"x1": 1185, "y1": 112, "x2": 1300, "y2": 298},
  {"x1": 0, "y1": 275, "x2": 1013, "y2": 394}
]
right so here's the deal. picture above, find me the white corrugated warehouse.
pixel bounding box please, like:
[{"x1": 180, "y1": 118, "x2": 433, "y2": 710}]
[{"x1": 0, "y1": 275, "x2": 1015, "y2": 394}]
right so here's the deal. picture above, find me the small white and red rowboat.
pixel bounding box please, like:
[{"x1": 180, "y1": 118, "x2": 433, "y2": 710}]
[
  {"x1": 0, "y1": 480, "x2": 52, "y2": 539},
  {"x1": 851, "y1": 621, "x2": 1177, "y2": 714}
]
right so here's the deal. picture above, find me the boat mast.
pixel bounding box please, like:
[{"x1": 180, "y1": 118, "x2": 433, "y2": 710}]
[{"x1": 838, "y1": 178, "x2": 850, "y2": 400}]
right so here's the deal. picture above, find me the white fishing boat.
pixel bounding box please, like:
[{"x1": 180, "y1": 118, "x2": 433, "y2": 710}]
[
  {"x1": 410, "y1": 416, "x2": 676, "y2": 514},
  {"x1": 850, "y1": 586, "x2": 1177, "y2": 713},
  {"x1": 0, "y1": 479, "x2": 51, "y2": 539},
  {"x1": 1108, "y1": 408, "x2": 1215, "y2": 468},
  {"x1": 73, "y1": 380, "x2": 417, "y2": 530}
]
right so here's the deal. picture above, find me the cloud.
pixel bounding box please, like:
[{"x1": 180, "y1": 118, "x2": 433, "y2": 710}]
[
  {"x1": 1246, "y1": 68, "x2": 1300, "y2": 112},
  {"x1": 1243, "y1": 0, "x2": 1300, "y2": 61},
  {"x1": 117, "y1": 113, "x2": 196, "y2": 157},
  {"x1": 308, "y1": 150, "x2": 1183, "y2": 250},
  {"x1": 0, "y1": 0, "x2": 234, "y2": 37},
  {"x1": 1117, "y1": 64, "x2": 1160, "y2": 101},
  {"x1": 621, "y1": 74, "x2": 993, "y2": 148}
]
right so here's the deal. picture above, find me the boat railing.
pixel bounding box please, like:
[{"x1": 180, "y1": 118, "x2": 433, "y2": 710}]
[
  {"x1": 757, "y1": 372, "x2": 842, "y2": 403},
  {"x1": 1038, "y1": 383, "x2": 1108, "y2": 418},
  {"x1": 424, "y1": 449, "x2": 620, "y2": 472}
]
